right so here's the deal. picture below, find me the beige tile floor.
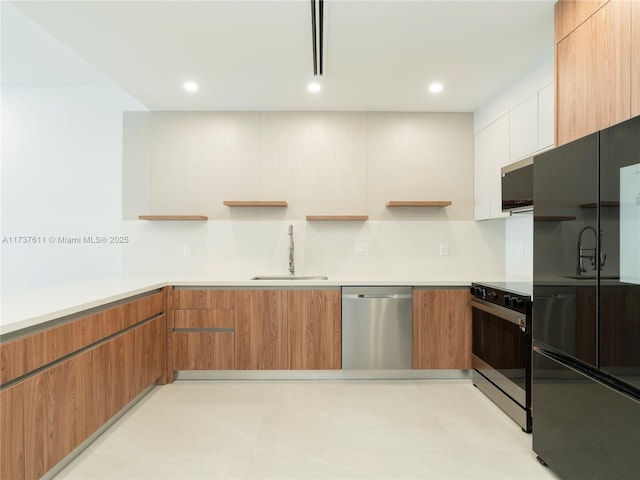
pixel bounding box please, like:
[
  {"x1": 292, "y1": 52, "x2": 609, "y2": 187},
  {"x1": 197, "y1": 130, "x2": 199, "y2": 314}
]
[{"x1": 54, "y1": 379, "x2": 560, "y2": 480}]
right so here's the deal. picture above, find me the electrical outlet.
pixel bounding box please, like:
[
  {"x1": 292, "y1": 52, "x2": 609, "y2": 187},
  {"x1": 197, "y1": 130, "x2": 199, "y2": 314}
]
[
  {"x1": 439, "y1": 243, "x2": 449, "y2": 256},
  {"x1": 355, "y1": 243, "x2": 369, "y2": 256},
  {"x1": 183, "y1": 244, "x2": 192, "y2": 256}
]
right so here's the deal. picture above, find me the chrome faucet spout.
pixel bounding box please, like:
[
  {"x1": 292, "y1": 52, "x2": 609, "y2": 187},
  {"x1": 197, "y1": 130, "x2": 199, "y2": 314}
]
[
  {"x1": 288, "y1": 225, "x2": 295, "y2": 276},
  {"x1": 577, "y1": 226, "x2": 598, "y2": 275}
]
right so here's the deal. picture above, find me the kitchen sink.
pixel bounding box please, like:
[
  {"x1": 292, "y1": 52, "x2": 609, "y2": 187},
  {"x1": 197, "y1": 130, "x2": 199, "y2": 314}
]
[{"x1": 251, "y1": 275, "x2": 328, "y2": 281}]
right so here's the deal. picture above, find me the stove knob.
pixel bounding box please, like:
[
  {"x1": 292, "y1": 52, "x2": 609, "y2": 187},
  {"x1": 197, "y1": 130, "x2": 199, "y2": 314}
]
[
  {"x1": 487, "y1": 291, "x2": 498, "y2": 300},
  {"x1": 516, "y1": 298, "x2": 526, "y2": 309},
  {"x1": 470, "y1": 286, "x2": 475, "y2": 295},
  {"x1": 481, "y1": 288, "x2": 487, "y2": 298},
  {"x1": 503, "y1": 295, "x2": 511, "y2": 307}
]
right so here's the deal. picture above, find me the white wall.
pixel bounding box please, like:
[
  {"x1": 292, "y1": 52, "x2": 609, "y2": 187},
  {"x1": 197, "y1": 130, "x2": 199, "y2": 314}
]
[
  {"x1": 1, "y1": 85, "x2": 145, "y2": 293},
  {"x1": 1, "y1": 4, "x2": 146, "y2": 293}
]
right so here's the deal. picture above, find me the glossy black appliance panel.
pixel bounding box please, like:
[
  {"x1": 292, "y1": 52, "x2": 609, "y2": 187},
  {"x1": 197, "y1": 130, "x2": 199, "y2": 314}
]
[
  {"x1": 471, "y1": 282, "x2": 532, "y2": 432},
  {"x1": 532, "y1": 114, "x2": 640, "y2": 479},
  {"x1": 598, "y1": 115, "x2": 640, "y2": 389},
  {"x1": 533, "y1": 132, "x2": 598, "y2": 367},
  {"x1": 472, "y1": 306, "x2": 528, "y2": 389},
  {"x1": 502, "y1": 157, "x2": 533, "y2": 212},
  {"x1": 533, "y1": 349, "x2": 640, "y2": 480}
]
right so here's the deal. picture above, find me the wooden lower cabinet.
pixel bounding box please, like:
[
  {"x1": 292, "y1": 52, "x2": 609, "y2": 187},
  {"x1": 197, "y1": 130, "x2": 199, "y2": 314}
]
[
  {"x1": 172, "y1": 306, "x2": 236, "y2": 370},
  {"x1": 288, "y1": 289, "x2": 341, "y2": 370},
  {"x1": 0, "y1": 292, "x2": 165, "y2": 479},
  {"x1": 1, "y1": 383, "x2": 24, "y2": 480},
  {"x1": 172, "y1": 289, "x2": 341, "y2": 371},
  {"x1": 134, "y1": 316, "x2": 166, "y2": 393},
  {"x1": 173, "y1": 332, "x2": 235, "y2": 370},
  {"x1": 413, "y1": 289, "x2": 472, "y2": 369},
  {"x1": 20, "y1": 316, "x2": 166, "y2": 479},
  {"x1": 235, "y1": 290, "x2": 288, "y2": 370},
  {"x1": 93, "y1": 330, "x2": 136, "y2": 427},
  {"x1": 24, "y1": 350, "x2": 94, "y2": 479}
]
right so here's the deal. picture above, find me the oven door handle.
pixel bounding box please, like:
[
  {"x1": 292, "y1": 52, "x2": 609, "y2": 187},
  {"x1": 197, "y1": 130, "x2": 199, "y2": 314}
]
[{"x1": 470, "y1": 298, "x2": 526, "y2": 329}]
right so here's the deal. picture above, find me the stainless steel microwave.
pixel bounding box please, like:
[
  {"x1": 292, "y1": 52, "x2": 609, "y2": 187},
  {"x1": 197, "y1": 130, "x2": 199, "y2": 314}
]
[{"x1": 501, "y1": 156, "x2": 533, "y2": 213}]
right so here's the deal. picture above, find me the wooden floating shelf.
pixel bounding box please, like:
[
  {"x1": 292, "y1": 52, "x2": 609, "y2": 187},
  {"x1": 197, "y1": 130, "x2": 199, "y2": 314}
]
[
  {"x1": 579, "y1": 201, "x2": 620, "y2": 208},
  {"x1": 138, "y1": 215, "x2": 208, "y2": 221},
  {"x1": 534, "y1": 216, "x2": 576, "y2": 222},
  {"x1": 223, "y1": 201, "x2": 288, "y2": 207},
  {"x1": 386, "y1": 201, "x2": 452, "y2": 208},
  {"x1": 306, "y1": 215, "x2": 369, "y2": 221}
]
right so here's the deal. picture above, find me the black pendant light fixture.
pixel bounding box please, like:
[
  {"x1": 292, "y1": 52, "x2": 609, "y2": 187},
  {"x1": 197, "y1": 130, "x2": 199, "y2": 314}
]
[{"x1": 310, "y1": 0, "x2": 324, "y2": 76}]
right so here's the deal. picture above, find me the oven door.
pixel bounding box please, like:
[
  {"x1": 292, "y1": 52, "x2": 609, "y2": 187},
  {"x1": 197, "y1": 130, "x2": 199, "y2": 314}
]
[{"x1": 471, "y1": 298, "x2": 530, "y2": 407}]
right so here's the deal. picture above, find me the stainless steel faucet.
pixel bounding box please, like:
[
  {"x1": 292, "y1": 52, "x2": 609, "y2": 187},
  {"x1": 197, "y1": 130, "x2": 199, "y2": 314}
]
[
  {"x1": 577, "y1": 226, "x2": 606, "y2": 275},
  {"x1": 288, "y1": 225, "x2": 295, "y2": 276}
]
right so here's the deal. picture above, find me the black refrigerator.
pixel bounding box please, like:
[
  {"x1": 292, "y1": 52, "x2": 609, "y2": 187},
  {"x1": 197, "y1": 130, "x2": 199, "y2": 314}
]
[{"x1": 532, "y1": 114, "x2": 640, "y2": 480}]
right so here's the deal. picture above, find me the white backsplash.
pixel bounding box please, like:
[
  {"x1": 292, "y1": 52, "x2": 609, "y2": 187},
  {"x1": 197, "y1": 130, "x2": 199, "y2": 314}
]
[
  {"x1": 122, "y1": 220, "x2": 505, "y2": 281},
  {"x1": 504, "y1": 215, "x2": 533, "y2": 280}
]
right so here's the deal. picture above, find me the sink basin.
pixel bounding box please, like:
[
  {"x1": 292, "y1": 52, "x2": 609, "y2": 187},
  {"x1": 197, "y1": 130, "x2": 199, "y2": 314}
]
[
  {"x1": 251, "y1": 275, "x2": 328, "y2": 281},
  {"x1": 561, "y1": 275, "x2": 619, "y2": 280}
]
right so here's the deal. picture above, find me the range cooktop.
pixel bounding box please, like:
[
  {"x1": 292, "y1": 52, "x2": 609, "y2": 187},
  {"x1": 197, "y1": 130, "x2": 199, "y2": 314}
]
[{"x1": 472, "y1": 281, "x2": 532, "y2": 298}]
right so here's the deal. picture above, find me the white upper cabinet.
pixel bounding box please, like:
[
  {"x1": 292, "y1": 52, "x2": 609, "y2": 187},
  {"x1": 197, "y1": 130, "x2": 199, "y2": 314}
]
[
  {"x1": 509, "y1": 94, "x2": 538, "y2": 163},
  {"x1": 474, "y1": 114, "x2": 509, "y2": 220},
  {"x1": 123, "y1": 112, "x2": 474, "y2": 220},
  {"x1": 538, "y1": 83, "x2": 555, "y2": 151}
]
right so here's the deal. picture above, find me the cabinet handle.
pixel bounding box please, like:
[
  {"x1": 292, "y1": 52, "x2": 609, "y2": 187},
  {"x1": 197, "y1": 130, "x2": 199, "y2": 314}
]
[{"x1": 173, "y1": 328, "x2": 234, "y2": 333}]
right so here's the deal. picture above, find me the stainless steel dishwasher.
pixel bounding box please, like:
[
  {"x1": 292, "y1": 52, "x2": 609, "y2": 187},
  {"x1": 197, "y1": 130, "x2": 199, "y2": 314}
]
[{"x1": 341, "y1": 286, "x2": 413, "y2": 370}]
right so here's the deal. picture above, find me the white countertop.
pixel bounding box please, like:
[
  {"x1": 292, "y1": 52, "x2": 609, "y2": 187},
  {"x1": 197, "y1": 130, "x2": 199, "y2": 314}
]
[
  {"x1": 1, "y1": 276, "x2": 168, "y2": 336},
  {"x1": 1, "y1": 274, "x2": 513, "y2": 337}
]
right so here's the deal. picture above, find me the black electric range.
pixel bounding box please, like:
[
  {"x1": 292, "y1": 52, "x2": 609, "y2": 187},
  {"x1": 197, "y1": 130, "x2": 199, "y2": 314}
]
[{"x1": 470, "y1": 281, "x2": 533, "y2": 432}]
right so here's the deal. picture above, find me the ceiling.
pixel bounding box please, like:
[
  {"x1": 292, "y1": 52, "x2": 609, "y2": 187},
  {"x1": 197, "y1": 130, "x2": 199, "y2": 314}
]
[{"x1": 4, "y1": 0, "x2": 555, "y2": 112}]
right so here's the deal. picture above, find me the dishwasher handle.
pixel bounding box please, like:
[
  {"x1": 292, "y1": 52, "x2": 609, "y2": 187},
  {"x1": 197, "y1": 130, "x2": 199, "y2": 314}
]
[{"x1": 342, "y1": 293, "x2": 413, "y2": 299}]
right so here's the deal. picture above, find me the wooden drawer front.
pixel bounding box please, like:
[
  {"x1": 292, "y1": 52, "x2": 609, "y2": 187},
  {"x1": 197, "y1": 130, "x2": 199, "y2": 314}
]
[
  {"x1": 0, "y1": 339, "x2": 26, "y2": 385},
  {"x1": 123, "y1": 291, "x2": 165, "y2": 328},
  {"x1": 172, "y1": 289, "x2": 235, "y2": 309},
  {"x1": 174, "y1": 309, "x2": 234, "y2": 329},
  {"x1": 45, "y1": 307, "x2": 125, "y2": 364},
  {"x1": 76, "y1": 306, "x2": 125, "y2": 346},
  {"x1": 1, "y1": 332, "x2": 49, "y2": 385},
  {"x1": 173, "y1": 332, "x2": 235, "y2": 370}
]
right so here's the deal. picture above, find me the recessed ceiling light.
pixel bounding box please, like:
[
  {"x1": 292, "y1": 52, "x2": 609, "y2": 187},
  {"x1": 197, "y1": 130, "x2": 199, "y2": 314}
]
[
  {"x1": 183, "y1": 81, "x2": 199, "y2": 93},
  {"x1": 428, "y1": 82, "x2": 443, "y2": 94},
  {"x1": 307, "y1": 82, "x2": 321, "y2": 93}
]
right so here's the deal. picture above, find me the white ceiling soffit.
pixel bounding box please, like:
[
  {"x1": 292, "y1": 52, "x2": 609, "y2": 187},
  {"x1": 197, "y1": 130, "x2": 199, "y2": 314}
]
[{"x1": 8, "y1": 0, "x2": 555, "y2": 112}]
